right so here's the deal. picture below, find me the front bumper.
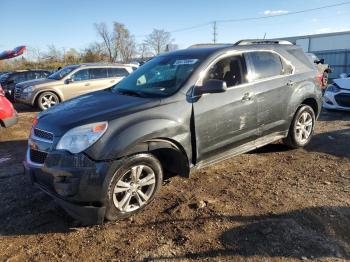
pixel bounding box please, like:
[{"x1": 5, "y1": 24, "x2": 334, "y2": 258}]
[
  {"x1": 323, "y1": 90, "x2": 350, "y2": 111},
  {"x1": 24, "y1": 149, "x2": 113, "y2": 225},
  {"x1": 2, "y1": 111, "x2": 18, "y2": 127},
  {"x1": 14, "y1": 93, "x2": 34, "y2": 106}
]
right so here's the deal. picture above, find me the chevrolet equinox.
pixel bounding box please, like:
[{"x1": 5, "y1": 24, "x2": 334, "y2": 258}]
[{"x1": 24, "y1": 40, "x2": 322, "y2": 224}]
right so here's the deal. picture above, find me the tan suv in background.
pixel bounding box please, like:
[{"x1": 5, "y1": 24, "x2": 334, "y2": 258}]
[{"x1": 14, "y1": 63, "x2": 136, "y2": 110}]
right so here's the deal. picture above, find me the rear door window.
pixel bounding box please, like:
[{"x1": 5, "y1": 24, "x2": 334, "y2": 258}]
[
  {"x1": 246, "y1": 51, "x2": 284, "y2": 81},
  {"x1": 108, "y1": 68, "x2": 129, "y2": 77},
  {"x1": 89, "y1": 68, "x2": 108, "y2": 80}
]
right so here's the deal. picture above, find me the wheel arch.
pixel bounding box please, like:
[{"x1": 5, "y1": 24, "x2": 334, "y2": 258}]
[
  {"x1": 33, "y1": 89, "x2": 62, "y2": 106},
  {"x1": 301, "y1": 97, "x2": 319, "y2": 117}
]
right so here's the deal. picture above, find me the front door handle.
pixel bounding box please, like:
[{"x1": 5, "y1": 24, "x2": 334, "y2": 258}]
[
  {"x1": 110, "y1": 80, "x2": 115, "y2": 83},
  {"x1": 85, "y1": 83, "x2": 90, "y2": 86},
  {"x1": 242, "y1": 92, "x2": 254, "y2": 101}
]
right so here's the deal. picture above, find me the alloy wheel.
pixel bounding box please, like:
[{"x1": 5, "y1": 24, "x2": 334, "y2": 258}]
[
  {"x1": 40, "y1": 94, "x2": 58, "y2": 109},
  {"x1": 295, "y1": 111, "x2": 313, "y2": 144},
  {"x1": 112, "y1": 165, "x2": 156, "y2": 213}
]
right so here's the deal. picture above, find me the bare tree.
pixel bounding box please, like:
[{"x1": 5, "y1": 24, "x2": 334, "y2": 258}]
[
  {"x1": 95, "y1": 23, "x2": 117, "y2": 62},
  {"x1": 138, "y1": 43, "x2": 151, "y2": 60},
  {"x1": 145, "y1": 29, "x2": 174, "y2": 55},
  {"x1": 114, "y1": 22, "x2": 136, "y2": 63}
]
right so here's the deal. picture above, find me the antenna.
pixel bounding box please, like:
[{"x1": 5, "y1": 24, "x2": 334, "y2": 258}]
[{"x1": 213, "y1": 21, "x2": 217, "y2": 43}]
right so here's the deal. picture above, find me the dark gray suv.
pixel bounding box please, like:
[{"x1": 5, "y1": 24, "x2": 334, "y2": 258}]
[{"x1": 24, "y1": 40, "x2": 322, "y2": 224}]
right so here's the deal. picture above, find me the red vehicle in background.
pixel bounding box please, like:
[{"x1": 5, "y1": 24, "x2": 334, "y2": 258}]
[{"x1": 0, "y1": 83, "x2": 18, "y2": 128}]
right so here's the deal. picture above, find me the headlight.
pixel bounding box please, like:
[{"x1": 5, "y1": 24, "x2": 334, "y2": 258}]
[
  {"x1": 23, "y1": 86, "x2": 34, "y2": 93},
  {"x1": 326, "y1": 84, "x2": 340, "y2": 93},
  {"x1": 56, "y1": 122, "x2": 108, "y2": 154}
]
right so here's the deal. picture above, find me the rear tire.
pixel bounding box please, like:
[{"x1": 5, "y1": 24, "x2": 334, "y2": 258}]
[
  {"x1": 105, "y1": 153, "x2": 163, "y2": 221},
  {"x1": 283, "y1": 105, "x2": 315, "y2": 148},
  {"x1": 322, "y1": 71, "x2": 328, "y2": 87}
]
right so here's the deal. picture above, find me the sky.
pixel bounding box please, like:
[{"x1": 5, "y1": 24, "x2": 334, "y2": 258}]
[{"x1": 1, "y1": 0, "x2": 350, "y2": 53}]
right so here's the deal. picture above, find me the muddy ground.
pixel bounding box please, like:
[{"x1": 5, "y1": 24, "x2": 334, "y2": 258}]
[{"x1": 0, "y1": 104, "x2": 349, "y2": 262}]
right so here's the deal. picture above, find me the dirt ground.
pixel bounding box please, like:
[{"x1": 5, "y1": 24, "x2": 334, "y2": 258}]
[{"x1": 0, "y1": 104, "x2": 349, "y2": 262}]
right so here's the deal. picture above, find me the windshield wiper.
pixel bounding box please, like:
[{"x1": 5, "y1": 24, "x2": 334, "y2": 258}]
[{"x1": 117, "y1": 89, "x2": 145, "y2": 97}]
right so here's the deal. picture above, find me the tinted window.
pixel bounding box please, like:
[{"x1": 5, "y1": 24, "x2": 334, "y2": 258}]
[
  {"x1": 72, "y1": 69, "x2": 90, "y2": 81},
  {"x1": 11, "y1": 73, "x2": 27, "y2": 83},
  {"x1": 108, "y1": 68, "x2": 129, "y2": 77},
  {"x1": 89, "y1": 68, "x2": 108, "y2": 79},
  {"x1": 48, "y1": 65, "x2": 79, "y2": 80},
  {"x1": 247, "y1": 52, "x2": 283, "y2": 80},
  {"x1": 112, "y1": 55, "x2": 202, "y2": 97},
  {"x1": 203, "y1": 55, "x2": 247, "y2": 87},
  {"x1": 27, "y1": 71, "x2": 47, "y2": 80}
]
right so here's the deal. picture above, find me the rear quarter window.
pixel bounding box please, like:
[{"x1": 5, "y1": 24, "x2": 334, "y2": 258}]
[{"x1": 287, "y1": 49, "x2": 314, "y2": 68}]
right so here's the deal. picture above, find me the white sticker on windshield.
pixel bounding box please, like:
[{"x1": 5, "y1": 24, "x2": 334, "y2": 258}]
[{"x1": 173, "y1": 59, "x2": 198, "y2": 65}]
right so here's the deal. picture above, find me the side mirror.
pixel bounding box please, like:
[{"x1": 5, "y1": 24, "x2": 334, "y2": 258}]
[
  {"x1": 195, "y1": 79, "x2": 227, "y2": 96},
  {"x1": 64, "y1": 78, "x2": 73, "y2": 84},
  {"x1": 339, "y1": 73, "x2": 347, "y2": 79}
]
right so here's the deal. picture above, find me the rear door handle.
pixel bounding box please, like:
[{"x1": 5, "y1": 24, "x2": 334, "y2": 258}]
[
  {"x1": 287, "y1": 80, "x2": 295, "y2": 87},
  {"x1": 242, "y1": 92, "x2": 254, "y2": 101},
  {"x1": 110, "y1": 80, "x2": 115, "y2": 83},
  {"x1": 85, "y1": 83, "x2": 90, "y2": 86}
]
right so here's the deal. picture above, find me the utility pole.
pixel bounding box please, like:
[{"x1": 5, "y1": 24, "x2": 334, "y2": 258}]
[{"x1": 212, "y1": 21, "x2": 217, "y2": 44}]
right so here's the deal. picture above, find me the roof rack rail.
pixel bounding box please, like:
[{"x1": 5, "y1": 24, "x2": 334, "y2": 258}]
[
  {"x1": 187, "y1": 43, "x2": 233, "y2": 49},
  {"x1": 234, "y1": 39, "x2": 293, "y2": 46}
]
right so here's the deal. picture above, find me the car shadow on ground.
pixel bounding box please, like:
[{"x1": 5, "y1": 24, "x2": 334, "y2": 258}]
[
  {"x1": 318, "y1": 109, "x2": 350, "y2": 122},
  {"x1": 251, "y1": 127, "x2": 350, "y2": 159},
  {"x1": 305, "y1": 128, "x2": 350, "y2": 158},
  {"x1": 13, "y1": 103, "x2": 39, "y2": 113},
  {"x1": 140, "y1": 206, "x2": 350, "y2": 261}
]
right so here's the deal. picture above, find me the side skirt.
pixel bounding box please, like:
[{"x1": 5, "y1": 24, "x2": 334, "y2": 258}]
[{"x1": 192, "y1": 131, "x2": 287, "y2": 171}]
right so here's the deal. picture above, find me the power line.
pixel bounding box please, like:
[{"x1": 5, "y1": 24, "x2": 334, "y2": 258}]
[
  {"x1": 134, "y1": 1, "x2": 350, "y2": 38},
  {"x1": 216, "y1": 1, "x2": 350, "y2": 23}
]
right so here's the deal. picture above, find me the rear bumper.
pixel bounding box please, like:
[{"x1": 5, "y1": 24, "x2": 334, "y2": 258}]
[
  {"x1": 2, "y1": 111, "x2": 18, "y2": 127},
  {"x1": 23, "y1": 150, "x2": 113, "y2": 225}
]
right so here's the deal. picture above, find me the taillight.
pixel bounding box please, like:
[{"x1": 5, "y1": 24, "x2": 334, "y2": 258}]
[
  {"x1": 316, "y1": 73, "x2": 323, "y2": 86},
  {"x1": 0, "y1": 84, "x2": 4, "y2": 96}
]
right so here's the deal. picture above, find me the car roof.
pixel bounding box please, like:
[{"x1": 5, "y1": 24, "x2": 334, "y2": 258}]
[
  {"x1": 164, "y1": 39, "x2": 298, "y2": 58},
  {"x1": 72, "y1": 63, "x2": 134, "y2": 68}
]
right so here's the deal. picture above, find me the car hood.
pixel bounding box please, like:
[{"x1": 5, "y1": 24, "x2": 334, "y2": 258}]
[
  {"x1": 333, "y1": 78, "x2": 350, "y2": 90},
  {"x1": 36, "y1": 89, "x2": 161, "y2": 136},
  {"x1": 16, "y1": 78, "x2": 56, "y2": 88}
]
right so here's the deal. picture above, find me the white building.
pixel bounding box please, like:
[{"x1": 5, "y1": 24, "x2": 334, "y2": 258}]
[{"x1": 279, "y1": 30, "x2": 350, "y2": 78}]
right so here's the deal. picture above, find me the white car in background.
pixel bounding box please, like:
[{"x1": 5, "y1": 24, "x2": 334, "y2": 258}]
[{"x1": 323, "y1": 74, "x2": 350, "y2": 111}]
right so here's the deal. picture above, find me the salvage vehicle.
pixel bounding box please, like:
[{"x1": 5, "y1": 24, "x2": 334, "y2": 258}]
[
  {"x1": 305, "y1": 53, "x2": 332, "y2": 88},
  {"x1": 0, "y1": 84, "x2": 18, "y2": 128},
  {"x1": 323, "y1": 76, "x2": 350, "y2": 111},
  {"x1": 24, "y1": 40, "x2": 322, "y2": 224},
  {"x1": 15, "y1": 64, "x2": 134, "y2": 110},
  {"x1": 0, "y1": 70, "x2": 50, "y2": 100}
]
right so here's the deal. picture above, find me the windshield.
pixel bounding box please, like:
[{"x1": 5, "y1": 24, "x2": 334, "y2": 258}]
[
  {"x1": 112, "y1": 55, "x2": 202, "y2": 97},
  {"x1": 48, "y1": 65, "x2": 79, "y2": 80},
  {"x1": 0, "y1": 73, "x2": 9, "y2": 81}
]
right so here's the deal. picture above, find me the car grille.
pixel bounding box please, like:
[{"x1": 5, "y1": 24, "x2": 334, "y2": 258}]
[
  {"x1": 14, "y1": 87, "x2": 21, "y2": 98},
  {"x1": 335, "y1": 93, "x2": 350, "y2": 108},
  {"x1": 30, "y1": 149, "x2": 48, "y2": 164},
  {"x1": 33, "y1": 128, "x2": 54, "y2": 141}
]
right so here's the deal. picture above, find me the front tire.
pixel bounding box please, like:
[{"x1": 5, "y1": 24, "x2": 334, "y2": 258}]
[
  {"x1": 105, "y1": 153, "x2": 163, "y2": 221},
  {"x1": 283, "y1": 105, "x2": 316, "y2": 148},
  {"x1": 37, "y1": 91, "x2": 60, "y2": 111}
]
